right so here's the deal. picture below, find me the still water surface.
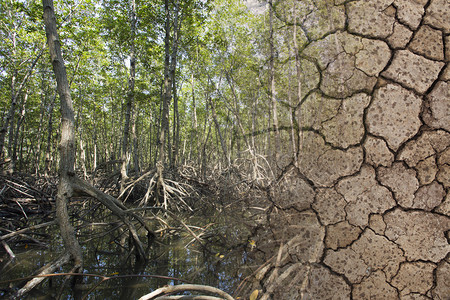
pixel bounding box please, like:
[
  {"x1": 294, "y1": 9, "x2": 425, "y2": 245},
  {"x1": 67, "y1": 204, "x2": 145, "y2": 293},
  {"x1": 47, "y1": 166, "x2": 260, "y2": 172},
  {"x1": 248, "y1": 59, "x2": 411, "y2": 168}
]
[{"x1": 0, "y1": 211, "x2": 256, "y2": 299}]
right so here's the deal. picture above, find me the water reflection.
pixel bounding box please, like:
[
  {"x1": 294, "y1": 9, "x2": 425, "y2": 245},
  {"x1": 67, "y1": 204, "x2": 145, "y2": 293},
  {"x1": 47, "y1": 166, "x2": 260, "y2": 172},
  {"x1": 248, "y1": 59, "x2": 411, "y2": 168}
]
[{"x1": 0, "y1": 210, "x2": 256, "y2": 299}]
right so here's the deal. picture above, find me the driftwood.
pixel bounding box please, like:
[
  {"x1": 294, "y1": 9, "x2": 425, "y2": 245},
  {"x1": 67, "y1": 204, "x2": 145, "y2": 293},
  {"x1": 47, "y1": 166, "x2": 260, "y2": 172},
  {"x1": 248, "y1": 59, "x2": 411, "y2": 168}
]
[
  {"x1": 138, "y1": 284, "x2": 235, "y2": 300},
  {"x1": 152, "y1": 297, "x2": 226, "y2": 300}
]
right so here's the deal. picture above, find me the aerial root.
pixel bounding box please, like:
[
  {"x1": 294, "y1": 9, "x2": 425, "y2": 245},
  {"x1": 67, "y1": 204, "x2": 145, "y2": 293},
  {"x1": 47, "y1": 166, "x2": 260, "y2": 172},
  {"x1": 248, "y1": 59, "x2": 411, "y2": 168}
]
[{"x1": 71, "y1": 176, "x2": 154, "y2": 260}]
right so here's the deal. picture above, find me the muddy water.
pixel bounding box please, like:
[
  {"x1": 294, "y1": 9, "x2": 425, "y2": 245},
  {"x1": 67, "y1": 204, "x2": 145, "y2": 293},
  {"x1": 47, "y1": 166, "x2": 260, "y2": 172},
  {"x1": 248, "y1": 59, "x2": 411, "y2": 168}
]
[{"x1": 0, "y1": 211, "x2": 257, "y2": 299}]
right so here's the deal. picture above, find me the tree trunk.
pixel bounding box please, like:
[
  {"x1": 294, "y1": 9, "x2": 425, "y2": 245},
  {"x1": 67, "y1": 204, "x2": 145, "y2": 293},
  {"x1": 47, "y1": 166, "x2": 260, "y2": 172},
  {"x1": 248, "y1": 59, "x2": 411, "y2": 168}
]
[
  {"x1": 189, "y1": 71, "x2": 198, "y2": 163},
  {"x1": 43, "y1": 0, "x2": 150, "y2": 266},
  {"x1": 0, "y1": 51, "x2": 42, "y2": 161},
  {"x1": 43, "y1": 0, "x2": 83, "y2": 270},
  {"x1": 10, "y1": 90, "x2": 28, "y2": 172},
  {"x1": 132, "y1": 109, "x2": 140, "y2": 175},
  {"x1": 268, "y1": 0, "x2": 279, "y2": 158},
  {"x1": 34, "y1": 64, "x2": 50, "y2": 175},
  {"x1": 155, "y1": 0, "x2": 173, "y2": 208},
  {"x1": 170, "y1": 1, "x2": 181, "y2": 168},
  {"x1": 44, "y1": 95, "x2": 56, "y2": 176},
  {"x1": 158, "y1": 0, "x2": 172, "y2": 175},
  {"x1": 120, "y1": 0, "x2": 137, "y2": 190},
  {"x1": 209, "y1": 97, "x2": 230, "y2": 166}
]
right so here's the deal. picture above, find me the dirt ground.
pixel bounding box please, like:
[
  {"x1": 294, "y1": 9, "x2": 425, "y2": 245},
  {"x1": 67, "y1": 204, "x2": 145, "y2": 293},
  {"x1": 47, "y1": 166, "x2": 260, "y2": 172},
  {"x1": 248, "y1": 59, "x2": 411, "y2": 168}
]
[{"x1": 248, "y1": 1, "x2": 450, "y2": 299}]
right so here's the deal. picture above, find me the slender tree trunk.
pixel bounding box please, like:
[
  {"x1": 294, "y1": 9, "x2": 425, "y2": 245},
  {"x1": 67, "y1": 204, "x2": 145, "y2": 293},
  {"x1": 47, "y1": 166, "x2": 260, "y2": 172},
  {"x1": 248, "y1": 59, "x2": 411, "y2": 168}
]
[
  {"x1": 251, "y1": 91, "x2": 259, "y2": 180},
  {"x1": 35, "y1": 64, "x2": 49, "y2": 175},
  {"x1": 43, "y1": 0, "x2": 83, "y2": 269},
  {"x1": 75, "y1": 91, "x2": 87, "y2": 178},
  {"x1": 44, "y1": 95, "x2": 56, "y2": 176},
  {"x1": 287, "y1": 69, "x2": 296, "y2": 162},
  {"x1": 93, "y1": 143, "x2": 97, "y2": 172},
  {"x1": 170, "y1": 1, "x2": 181, "y2": 168},
  {"x1": 190, "y1": 71, "x2": 198, "y2": 164},
  {"x1": 19, "y1": 128, "x2": 26, "y2": 171},
  {"x1": 200, "y1": 121, "x2": 212, "y2": 179},
  {"x1": 147, "y1": 105, "x2": 153, "y2": 167},
  {"x1": 268, "y1": 0, "x2": 279, "y2": 160},
  {"x1": 120, "y1": 0, "x2": 137, "y2": 190},
  {"x1": 225, "y1": 74, "x2": 251, "y2": 150},
  {"x1": 10, "y1": 90, "x2": 28, "y2": 172},
  {"x1": 0, "y1": 55, "x2": 42, "y2": 161},
  {"x1": 44, "y1": 0, "x2": 150, "y2": 268},
  {"x1": 172, "y1": 80, "x2": 179, "y2": 167},
  {"x1": 132, "y1": 109, "x2": 140, "y2": 175},
  {"x1": 79, "y1": 138, "x2": 88, "y2": 179},
  {"x1": 154, "y1": 0, "x2": 173, "y2": 208},
  {"x1": 209, "y1": 97, "x2": 230, "y2": 166},
  {"x1": 158, "y1": 0, "x2": 172, "y2": 170}
]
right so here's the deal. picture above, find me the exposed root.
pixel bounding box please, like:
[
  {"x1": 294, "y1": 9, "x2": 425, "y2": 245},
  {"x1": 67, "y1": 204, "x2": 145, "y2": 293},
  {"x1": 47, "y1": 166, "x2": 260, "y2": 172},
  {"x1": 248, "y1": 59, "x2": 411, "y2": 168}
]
[
  {"x1": 71, "y1": 176, "x2": 155, "y2": 260},
  {"x1": 138, "y1": 284, "x2": 235, "y2": 300},
  {"x1": 141, "y1": 172, "x2": 193, "y2": 211}
]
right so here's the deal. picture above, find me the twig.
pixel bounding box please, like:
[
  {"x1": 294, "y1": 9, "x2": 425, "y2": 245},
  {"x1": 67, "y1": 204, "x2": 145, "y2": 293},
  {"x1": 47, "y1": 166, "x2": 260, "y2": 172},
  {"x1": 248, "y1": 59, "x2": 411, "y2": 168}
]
[
  {"x1": 14, "y1": 200, "x2": 28, "y2": 219},
  {"x1": 1, "y1": 240, "x2": 15, "y2": 259},
  {"x1": 0, "y1": 220, "x2": 56, "y2": 241},
  {"x1": 5, "y1": 182, "x2": 35, "y2": 198},
  {"x1": 4, "y1": 177, "x2": 49, "y2": 198},
  {"x1": 0, "y1": 184, "x2": 7, "y2": 196},
  {"x1": 127, "y1": 206, "x2": 206, "y2": 248}
]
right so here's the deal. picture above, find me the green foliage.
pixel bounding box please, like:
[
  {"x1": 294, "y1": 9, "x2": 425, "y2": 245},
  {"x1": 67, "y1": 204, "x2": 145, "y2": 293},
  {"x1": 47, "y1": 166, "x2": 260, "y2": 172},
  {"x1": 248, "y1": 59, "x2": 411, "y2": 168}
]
[{"x1": 0, "y1": 0, "x2": 296, "y2": 174}]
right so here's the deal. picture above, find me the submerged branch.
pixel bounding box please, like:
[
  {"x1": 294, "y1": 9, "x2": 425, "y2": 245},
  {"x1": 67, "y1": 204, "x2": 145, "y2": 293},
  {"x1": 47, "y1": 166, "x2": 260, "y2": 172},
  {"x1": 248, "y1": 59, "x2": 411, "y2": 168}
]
[{"x1": 12, "y1": 252, "x2": 71, "y2": 299}]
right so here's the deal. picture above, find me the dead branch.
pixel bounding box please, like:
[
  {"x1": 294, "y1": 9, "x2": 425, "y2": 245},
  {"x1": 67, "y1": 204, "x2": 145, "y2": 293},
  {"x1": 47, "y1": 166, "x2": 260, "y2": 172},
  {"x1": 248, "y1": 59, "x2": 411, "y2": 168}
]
[
  {"x1": 127, "y1": 206, "x2": 205, "y2": 248},
  {"x1": 153, "y1": 296, "x2": 226, "y2": 300},
  {"x1": 138, "y1": 284, "x2": 235, "y2": 300},
  {"x1": 12, "y1": 252, "x2": 71, "y2": 299},
  {"x1": 118, "y1": 169, "x2": 155, "y2": 200},
  {"x1": 3, "y1": 176, "x2": 50, "y2": 198},
  {"x1": 71, "y1": 176, "x2": 155, "y2": 260},
  {"x1": 1, "y1": 240, "x2": 15, "y2": 259}
]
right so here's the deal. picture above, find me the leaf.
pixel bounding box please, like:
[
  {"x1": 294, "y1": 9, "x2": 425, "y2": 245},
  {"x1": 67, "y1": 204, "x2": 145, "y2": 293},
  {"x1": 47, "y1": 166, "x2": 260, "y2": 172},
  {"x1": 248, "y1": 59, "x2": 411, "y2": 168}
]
[
  {"x1": 250, "y1": 289, "x2": 259, "y2": 300},
  {"x1": 219, "y1": 254, "x2": 224, "y2": 259},
  {"x1": 249, "y1": 239, "x2": 256, "y2": 250}
]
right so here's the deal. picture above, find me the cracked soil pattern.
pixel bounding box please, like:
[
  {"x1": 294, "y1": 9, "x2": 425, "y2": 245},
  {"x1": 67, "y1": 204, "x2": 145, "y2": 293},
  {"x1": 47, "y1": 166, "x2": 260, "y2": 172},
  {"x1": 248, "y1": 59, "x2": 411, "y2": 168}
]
[{"x1": 251, "y1": 1, "x2": 450, "y2": 299}]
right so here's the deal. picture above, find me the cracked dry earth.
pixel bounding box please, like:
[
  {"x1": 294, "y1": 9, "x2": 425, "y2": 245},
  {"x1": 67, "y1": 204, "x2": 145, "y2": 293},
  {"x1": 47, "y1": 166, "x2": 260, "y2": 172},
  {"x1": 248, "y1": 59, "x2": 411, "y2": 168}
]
[{"x1": 249, "y1": 0, "x2": 450, "y2": 299}]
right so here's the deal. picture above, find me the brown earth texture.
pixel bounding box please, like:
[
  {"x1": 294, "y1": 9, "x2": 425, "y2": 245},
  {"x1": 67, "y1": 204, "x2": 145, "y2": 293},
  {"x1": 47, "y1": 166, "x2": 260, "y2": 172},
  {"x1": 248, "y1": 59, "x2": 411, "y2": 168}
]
[{"x1": 250, "y1": 0, "x2": 450, "y2": 299}]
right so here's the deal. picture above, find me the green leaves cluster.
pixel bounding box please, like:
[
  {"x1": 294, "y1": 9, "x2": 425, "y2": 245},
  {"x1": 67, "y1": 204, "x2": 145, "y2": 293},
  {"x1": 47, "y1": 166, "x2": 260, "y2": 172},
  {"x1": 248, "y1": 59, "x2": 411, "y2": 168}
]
[{"x1": 1, "y1": 0, "x2": 302, "y2": 176}]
